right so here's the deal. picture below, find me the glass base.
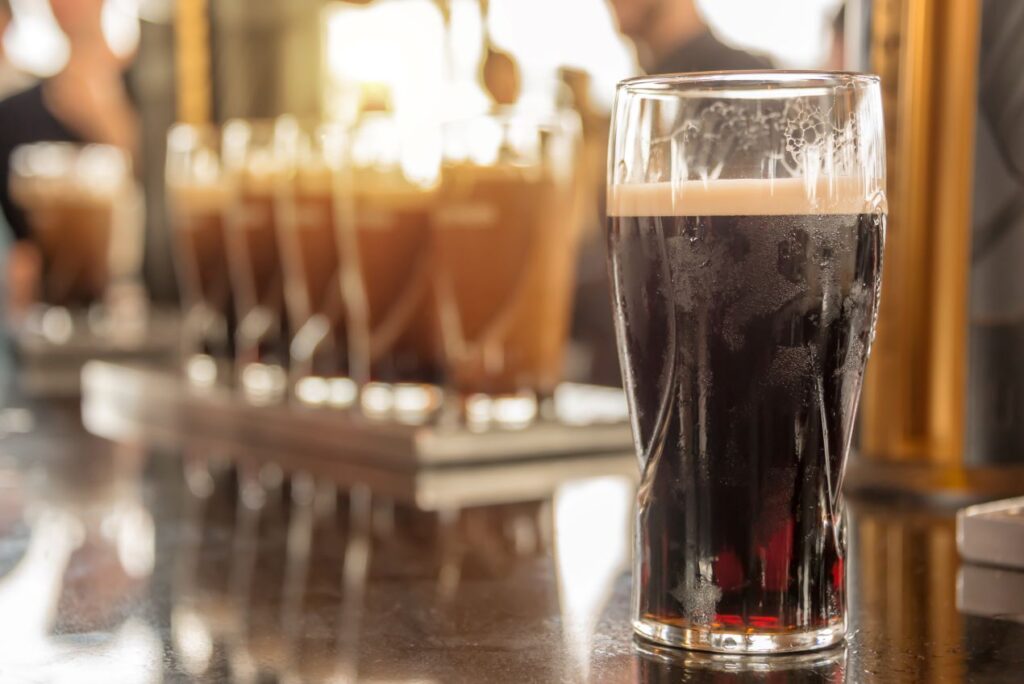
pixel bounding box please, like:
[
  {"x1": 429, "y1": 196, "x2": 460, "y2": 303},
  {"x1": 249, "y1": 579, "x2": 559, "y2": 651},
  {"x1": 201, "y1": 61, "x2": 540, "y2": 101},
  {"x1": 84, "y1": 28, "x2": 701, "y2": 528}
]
[
  {"x1": 632, "y1": 616, "x2": 845, "y2": 654},
  {"x1": 463, "y1": 392, "x2": 539, "y2": 428},
  {"x1": 361, "y1": 382, "x2": 444, "y2": 424},
  {"x1": 294, "y1": 375, "x2": 357, "y2": 408},
  {"x1": 239, "y1": 362, "x2": 288, "y2": 405}
]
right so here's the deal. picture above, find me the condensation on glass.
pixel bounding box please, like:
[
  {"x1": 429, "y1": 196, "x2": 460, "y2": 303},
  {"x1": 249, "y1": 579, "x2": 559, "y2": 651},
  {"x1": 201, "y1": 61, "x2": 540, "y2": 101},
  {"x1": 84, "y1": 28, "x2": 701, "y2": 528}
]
[{"x1": 606, "y1": 72, "x2": 886, "y2": 653}]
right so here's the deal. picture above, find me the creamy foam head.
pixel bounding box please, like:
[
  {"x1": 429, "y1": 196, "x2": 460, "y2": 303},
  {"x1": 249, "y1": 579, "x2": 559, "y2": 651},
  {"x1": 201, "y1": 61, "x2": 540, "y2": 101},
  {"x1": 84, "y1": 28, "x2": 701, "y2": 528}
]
[
  {"x1": 167, "y1": 180, "x2": 230, "y2": 211},
  {"x1": 609, "y1": 177, "x2": 879, "y2": 217}
]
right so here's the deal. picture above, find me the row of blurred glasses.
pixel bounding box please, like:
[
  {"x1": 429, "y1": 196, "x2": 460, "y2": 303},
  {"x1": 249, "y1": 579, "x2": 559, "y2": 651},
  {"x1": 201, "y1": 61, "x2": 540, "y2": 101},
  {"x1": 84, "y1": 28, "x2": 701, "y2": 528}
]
[{"x1": 167, "y1": 108, "x2": 584, "y2": 425}]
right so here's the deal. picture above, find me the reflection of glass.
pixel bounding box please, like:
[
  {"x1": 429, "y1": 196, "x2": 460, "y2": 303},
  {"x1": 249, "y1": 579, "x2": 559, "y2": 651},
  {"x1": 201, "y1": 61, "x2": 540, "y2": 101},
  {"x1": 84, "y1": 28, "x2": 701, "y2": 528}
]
[
  {"x1": 0, "y1": 450, "x2": 159, "y2": 680},
  {"x1": 223, "y1": 120, "x2": 290, "y2": 401},
  {"x1": 274, "y1": 118, "x2": 355, "y2": 406},
  {"x1": 341, "y1": 115, "x2": 441, "y2": 407},
  {"x1": 10, "y1": 143, "x2": 142, "y2": 325},
  {"x1": 608, "y1": 73, "x2": 886, "y2": 653},
  {"x1": 433, "y1": 109, "x2": 582, "y2": 423},
  {"x1": 851, "y1": 501, "x2": 962, "y2": 680},
  {"x1": 235, "y1": 464, "x2": 292, "y2": 676},
  {"x1": 282, "y1": 480, "x2": 370, "y2": 683},
  {"x1": 166, "y1": 124, "x2": 235, "y2": 385},
  {"x1": 171, "y1": 456, "x2": 240, "y2": 678}
]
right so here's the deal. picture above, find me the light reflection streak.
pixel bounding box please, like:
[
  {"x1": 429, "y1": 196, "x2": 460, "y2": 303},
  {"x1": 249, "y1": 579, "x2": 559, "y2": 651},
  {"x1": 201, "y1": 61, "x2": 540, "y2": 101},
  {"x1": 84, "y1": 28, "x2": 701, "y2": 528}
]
[
  {"x1": 553, "y1": 476, "x2": 632, "y2": 681},
  {"x1": 0, "y1": 503, "x2": 160, "y2": 682}
]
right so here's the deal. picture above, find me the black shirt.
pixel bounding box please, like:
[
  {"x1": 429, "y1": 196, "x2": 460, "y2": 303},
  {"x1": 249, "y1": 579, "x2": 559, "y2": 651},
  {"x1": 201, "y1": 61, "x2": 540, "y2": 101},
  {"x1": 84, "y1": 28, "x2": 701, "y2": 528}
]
[
  {"x1": 0, "y1": 84, "x2": 82, "y2": 240},
  {"x1": 652, "y1": 29, "x2": 773, "y2": 75}
]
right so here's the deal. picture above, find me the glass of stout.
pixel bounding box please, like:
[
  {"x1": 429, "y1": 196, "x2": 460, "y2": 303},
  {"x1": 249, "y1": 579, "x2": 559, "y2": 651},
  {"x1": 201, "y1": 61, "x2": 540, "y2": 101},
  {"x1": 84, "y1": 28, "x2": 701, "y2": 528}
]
[
  {"x1": 273, "y1": 118, "x2": 354, "y2": 406},
  {"x1": 607, "y1": 72, "x2": 885, "y2": 653},
  {"x1": 433, "y1": 109, "x2": 582, "y2": 424},
  {"x1": 166, "y1": 124, "x2": 234, "y2": 385},
  {"x1": 10, "y1": 143, "x2": 141, "y2": 325},
  {"x1": 222, "y1": 119, "x2": 291, "y2": 401},
  {"x1": 340, "y1": 115, "x2": 442, "y2": 418}
]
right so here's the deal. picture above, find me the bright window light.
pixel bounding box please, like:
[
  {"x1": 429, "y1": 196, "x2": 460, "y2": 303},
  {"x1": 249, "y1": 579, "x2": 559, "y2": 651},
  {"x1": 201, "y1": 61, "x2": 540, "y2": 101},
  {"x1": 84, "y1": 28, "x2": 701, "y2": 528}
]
[
  {"x1": 697, "y1": 0, "x2": 843, "y2": 68},
  {"x1": 489, "y1": 0, "x2": 635, "y2": 109},
  {"x1": 6, "y1": 0, "x2": 140, "y2": 77}
]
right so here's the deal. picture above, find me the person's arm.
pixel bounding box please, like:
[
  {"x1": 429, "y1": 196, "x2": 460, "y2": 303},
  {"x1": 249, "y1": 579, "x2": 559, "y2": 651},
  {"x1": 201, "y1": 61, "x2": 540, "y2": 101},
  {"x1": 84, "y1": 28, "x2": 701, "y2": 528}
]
[{"x1": 40, "y1": 49, "x2": 138, "y2": 160}]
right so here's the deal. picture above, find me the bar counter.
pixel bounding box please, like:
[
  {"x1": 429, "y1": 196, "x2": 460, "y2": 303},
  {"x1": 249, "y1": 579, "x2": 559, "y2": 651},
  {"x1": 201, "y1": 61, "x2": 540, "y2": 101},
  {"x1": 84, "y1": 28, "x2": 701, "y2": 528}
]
[{"x1": 0, "y1": 397, "x2": 1022, "y2": 683}]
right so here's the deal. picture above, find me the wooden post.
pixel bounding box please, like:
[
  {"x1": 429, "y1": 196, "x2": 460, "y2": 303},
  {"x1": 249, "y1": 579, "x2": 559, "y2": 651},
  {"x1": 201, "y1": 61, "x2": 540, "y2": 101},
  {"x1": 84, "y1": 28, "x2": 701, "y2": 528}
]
[
  {"x1": 860, "y1": 0, "x2": 981, "y2": 464},
  {"x1": 175, "y1": 0, "x2": 212, "y2": 124}
]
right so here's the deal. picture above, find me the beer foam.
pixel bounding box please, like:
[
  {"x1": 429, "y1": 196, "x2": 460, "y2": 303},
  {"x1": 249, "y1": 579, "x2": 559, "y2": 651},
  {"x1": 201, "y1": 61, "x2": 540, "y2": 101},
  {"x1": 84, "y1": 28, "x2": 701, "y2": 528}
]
[
  {"x1": 167, "y1": 181, "x2": 230, "y2": 211},
  {"x1": 11, "y1": 176, "x2": 122, "y2": 206},
  {"x1": 608, "y1": 177, "x2": 879, "y2": 217}
]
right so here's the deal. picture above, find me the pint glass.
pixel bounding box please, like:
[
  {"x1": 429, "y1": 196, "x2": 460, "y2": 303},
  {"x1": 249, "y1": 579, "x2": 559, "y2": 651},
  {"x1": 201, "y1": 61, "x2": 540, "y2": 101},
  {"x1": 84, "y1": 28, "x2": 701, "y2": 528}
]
[
  {"x1": 273, "y1": 118, "x2": 353, "y2": 405},
  {"x1": 339, "y1": 115, "x2": 441, "y2": 412},
  {"x1": 433, "y1": 109, "x2": 581, "y2": 424},
  {"x1": 222, "y1": 120, "x2": 290, "y2": 400},
  {"x1": 166, "y1": 124, "x2": 234, "y2": 384},
  {"x1": 11, "y1": 143, "x2": 140, "y2": 313},
  {"x1": 607, "y1": 72, "x2": 886, "y2": 653}
]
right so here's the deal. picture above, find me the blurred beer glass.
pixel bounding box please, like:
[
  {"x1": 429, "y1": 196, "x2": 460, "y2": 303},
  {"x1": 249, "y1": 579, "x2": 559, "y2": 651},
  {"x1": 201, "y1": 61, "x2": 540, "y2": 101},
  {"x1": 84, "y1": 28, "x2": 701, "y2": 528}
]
[
  {"x1": 10, "y1": 142, "x2": 143, "y2": 337},
  {"x1": 273, "y1": 117, "x2": 355, "y2": 408},
  {"x1": 340, "y1": 114, "x2": 441, "y2": 418},
  {"x1": 222, "y1": 120, "x2": 289, "y2": 403},
  {"x1": 166, "y1": 124, "x2": 234, "y2": 386},
  {"x1": 432, "y1": 109, "x2": 581, "y2": 425}
]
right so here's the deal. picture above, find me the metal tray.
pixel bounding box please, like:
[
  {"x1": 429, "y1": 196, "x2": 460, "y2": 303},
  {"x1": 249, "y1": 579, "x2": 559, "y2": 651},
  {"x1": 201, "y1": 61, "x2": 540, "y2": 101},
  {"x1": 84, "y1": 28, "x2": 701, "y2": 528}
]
[
  {"x1": 15, "y1": 310, "x2": 179, "y2": 397},
  {"x1": 81, "y1": 361, "x2": 635, "y2": 470}
]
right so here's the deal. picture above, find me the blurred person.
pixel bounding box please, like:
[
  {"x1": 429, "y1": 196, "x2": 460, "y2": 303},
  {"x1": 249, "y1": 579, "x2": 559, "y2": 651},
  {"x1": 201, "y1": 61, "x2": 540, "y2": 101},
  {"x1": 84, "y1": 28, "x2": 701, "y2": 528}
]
[
  {"x1": 572, "y1": 0, "x2": 770, "y2": 387},
  {"x1": 607, "y1": 0, "x2": 771, "y2": 75},
  {"x1": 0, "y1": 0, "x2": 32, "y2": 98},
  {"x1": 827, "y1": 7, "x2": 845, "y2": 71},
  {"x1": 0, "y1": 0, "x2": 138, "y2": 319},
  {"x1": 0, "y1": 0, "x2": 34, "y2": 321}
]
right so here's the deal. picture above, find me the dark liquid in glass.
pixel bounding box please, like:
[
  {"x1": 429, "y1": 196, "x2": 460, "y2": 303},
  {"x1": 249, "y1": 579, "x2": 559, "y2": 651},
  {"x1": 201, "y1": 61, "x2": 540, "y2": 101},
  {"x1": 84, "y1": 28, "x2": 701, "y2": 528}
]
[
  {"x1": 285, "y1": 180, "x2": 347, "y2": 377},
  {"x1": 171, "y1": 186, "x2": 236, "y2": 359},
  {"x1": 609, "y1": 209, "x2": 883, "y2": 635},
  {"x1": 232, "y1": 187, "x2": 290, "y2": 367}
]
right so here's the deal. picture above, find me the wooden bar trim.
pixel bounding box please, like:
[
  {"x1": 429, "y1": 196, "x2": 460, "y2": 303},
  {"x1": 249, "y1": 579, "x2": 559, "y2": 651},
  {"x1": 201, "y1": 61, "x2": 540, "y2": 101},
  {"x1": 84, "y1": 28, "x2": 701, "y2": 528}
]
[{"x1": 175, "y1": 0, "x2": 212, "y2": 125}]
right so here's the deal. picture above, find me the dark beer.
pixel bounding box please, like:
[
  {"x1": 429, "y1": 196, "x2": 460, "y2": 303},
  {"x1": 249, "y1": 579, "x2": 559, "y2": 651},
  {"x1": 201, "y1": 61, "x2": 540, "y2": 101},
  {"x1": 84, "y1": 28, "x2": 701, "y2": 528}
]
[
  {"x1": 228, "y1": 170, "x2": 290, "y2": 370},
  {"x1": 432, "y1": 163, "x2": 577, "y2": 396},
  {"x1": 609, "y1": 179, "x2": 883, "y2": 642},
  {"x1": 349, "y1": 169, "x2": 440, "y2": 384},
  {"x1": 24, "y1": 191, "x2": 115, "y2": 306},
  {"x1": 169, "y1": 182, "x2": 235, "y2": 359},
  {"x1": 279, "y1": 166, "x2": 347, "y2": 378},
  {"x1": 10, "y1": 147, "x2": 124, "y2": 308}
]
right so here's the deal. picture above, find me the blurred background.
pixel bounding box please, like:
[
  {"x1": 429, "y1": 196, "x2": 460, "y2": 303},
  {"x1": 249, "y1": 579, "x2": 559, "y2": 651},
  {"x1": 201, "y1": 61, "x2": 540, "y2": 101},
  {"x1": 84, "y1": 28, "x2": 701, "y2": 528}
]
[
  {"x1": 0, "y1": 0, "x2": 1019, "y2": 465},
  {"x1": 0, "y1": 0, "x2": 847, "y2": 289},
  {"x1": 0, "y1": 2, "x2": 1020, "y2": 683},
  {"x1": 0, "y1": 0, "x2": 850, "y2": 387}
]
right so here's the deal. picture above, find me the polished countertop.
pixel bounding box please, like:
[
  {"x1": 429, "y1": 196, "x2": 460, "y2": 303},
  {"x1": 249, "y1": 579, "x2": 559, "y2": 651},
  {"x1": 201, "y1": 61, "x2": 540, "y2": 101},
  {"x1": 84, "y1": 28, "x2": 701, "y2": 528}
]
[{"x1": 0, "y1": 398, "x2": 1022, "y2": 683}]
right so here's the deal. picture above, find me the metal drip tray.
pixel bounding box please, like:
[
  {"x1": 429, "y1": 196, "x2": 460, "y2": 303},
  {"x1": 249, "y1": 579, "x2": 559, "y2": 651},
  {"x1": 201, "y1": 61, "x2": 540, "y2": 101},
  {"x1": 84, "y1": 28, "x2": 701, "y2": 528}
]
[{"x1": 81, "y1": 361, "x2": 635, "y2": 469}]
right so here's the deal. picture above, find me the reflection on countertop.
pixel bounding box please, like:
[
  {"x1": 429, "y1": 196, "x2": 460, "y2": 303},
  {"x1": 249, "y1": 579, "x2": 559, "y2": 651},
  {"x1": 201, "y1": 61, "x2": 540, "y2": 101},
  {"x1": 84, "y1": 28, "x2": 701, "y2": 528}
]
[{"x1": 0, "y1": 405, "x2": 1022, "y2": 682}]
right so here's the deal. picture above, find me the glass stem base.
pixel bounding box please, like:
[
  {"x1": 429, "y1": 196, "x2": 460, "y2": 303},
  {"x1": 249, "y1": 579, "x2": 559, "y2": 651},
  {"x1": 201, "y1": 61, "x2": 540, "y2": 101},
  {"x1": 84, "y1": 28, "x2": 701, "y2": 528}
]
[{"x1": 632, "y1": 616, "x2": 846, "y2": 654}]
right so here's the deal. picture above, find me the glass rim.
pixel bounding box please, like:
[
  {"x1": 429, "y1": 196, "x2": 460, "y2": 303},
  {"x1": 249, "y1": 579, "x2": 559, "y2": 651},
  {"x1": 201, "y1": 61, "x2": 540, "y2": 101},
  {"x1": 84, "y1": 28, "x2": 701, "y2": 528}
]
[{"x1": 617, "y1": 70, "x2": 880, "y2": 98}]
